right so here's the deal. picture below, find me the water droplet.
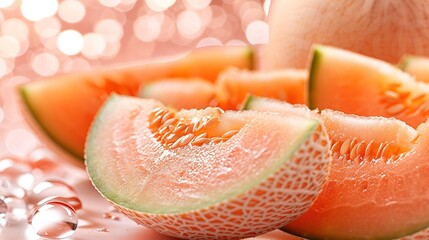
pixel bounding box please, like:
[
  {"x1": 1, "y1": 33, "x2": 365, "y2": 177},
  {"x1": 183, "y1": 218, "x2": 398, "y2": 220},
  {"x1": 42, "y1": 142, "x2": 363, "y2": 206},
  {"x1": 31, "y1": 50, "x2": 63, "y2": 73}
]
[
  {"x1": 27, "y1": 180, "x2": 79, "y2": 209},
  {"x1": 108, "y1": 205, "x2": 119, "y2": 212},
  {"x1": 0, "y1": 157, "x2": 35, "y2": 191},
  {"x1": 102, "y1": 212, "x2": 119, "y2": 221},
  {"x1": 28, "y1": 201, "x2": 78, "y2": 239},
  {"x1": 3, "y1": 197, "x2": 27, "y2": 224},
  {"x1": 37, "y1": 196, "x2": 82, "y2": 212},
  {"x1": 0, "y1": 178, "x2": 26, "y2": 199},
  {"x1": 0, "y1": 198, "x2": 7, "y2": 230},
  {"x1": 97, "y1": 227, "x2": 108, "y2": 232}
]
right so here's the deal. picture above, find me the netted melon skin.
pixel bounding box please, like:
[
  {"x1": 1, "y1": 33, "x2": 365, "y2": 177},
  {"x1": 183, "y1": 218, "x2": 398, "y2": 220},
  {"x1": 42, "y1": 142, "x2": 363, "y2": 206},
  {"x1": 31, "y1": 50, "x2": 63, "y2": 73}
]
[{"x1": 109, "y1": 128, "x2": 331, "y2": 240}]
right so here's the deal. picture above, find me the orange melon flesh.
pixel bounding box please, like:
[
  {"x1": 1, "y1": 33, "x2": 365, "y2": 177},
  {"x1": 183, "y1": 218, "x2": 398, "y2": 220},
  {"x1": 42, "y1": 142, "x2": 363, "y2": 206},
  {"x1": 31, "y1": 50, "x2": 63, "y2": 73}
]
[
  {"x1": 398, "y1": 55, "x2": 429, "y2": 83},
  {"x1": 246, "y1": 96, "x2": 429, "y2": 239},
  {"x1": 216, "y1": 68, "x2": 307, "y2": 110},
  {"x1": 20, "y1": 46, "x2": 253, "y2": 160},
  {"x1": 138, "y1": 78, "x2": 216, "y2": 109},
  {"x1": 86, "y1": 95, "x2": 331, "y2": 239},
  {"x1": 309, "y1": 45, "x2": 429, "y2": 128}
]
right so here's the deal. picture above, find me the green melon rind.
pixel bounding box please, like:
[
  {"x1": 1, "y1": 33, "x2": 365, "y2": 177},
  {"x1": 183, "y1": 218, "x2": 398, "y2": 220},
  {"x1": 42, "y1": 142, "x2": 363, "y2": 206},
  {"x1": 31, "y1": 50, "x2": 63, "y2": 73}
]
[
  {"x1": 85, "y1": 94, "x2": 319, "y2": 214},
  {"x1": 244, "y1": 96, "x2": 429, "y2": 240},
  {"x1": 308, "y1": 45, "x2": 322, "y2": 109},
  {"x1": 246, "y1": 46, "x2": 254, "y2": 70},
  {"x1": 397, "y1": 55, "x2": 413, "y2": 71},
  {"x1": 240, "y1": 94, "x2": 255, "y2": 110},
  {"x1": 137, "y1": 83, "x2": 153, "y2": 98},
  {"x1": 19, "y1": 85, "x2": 82, "y2": 160},
  {"x1": 19, "y1": 46, "x2": 254, "y2": 163}
]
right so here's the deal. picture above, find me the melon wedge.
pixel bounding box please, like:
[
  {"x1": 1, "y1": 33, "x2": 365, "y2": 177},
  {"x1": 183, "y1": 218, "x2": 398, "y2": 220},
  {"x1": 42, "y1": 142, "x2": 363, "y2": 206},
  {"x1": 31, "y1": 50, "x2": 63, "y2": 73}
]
[
  {"x1": 309, "y1": 45, "x2": 429, "y2": 128},
  {"x1": 138, "y1": 78, "x2": 216, "y2": 109},
  {"x1": 217, "y1": 68, "x2": 307, "y2": 110},
  {"x1": 246, "y1": 96, "x2": 429, "y2": 239},
  {"x1": 86, "y1": 95, "x2": 331, "y2": 239},
  {"x1": 20, "y1": 46, "x2": 253, "y2": 160},
  {"x1": 398, "y1": 55, "x2": 429, "y2": 83}
]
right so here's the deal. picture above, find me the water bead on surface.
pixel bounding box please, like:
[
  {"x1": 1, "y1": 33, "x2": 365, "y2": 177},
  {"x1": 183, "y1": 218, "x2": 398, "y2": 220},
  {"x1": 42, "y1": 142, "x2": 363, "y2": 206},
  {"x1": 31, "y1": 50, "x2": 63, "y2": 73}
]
[
  {"x1": 102, "y1": 212, "x2": 119, "y2": 221},
  {"x1": 0, "y1": 178, "x2": 26, "y2": 199},
  {"x1": 27, "y1": 179, "x2": 80, "y2": 209},
  {"x1": 37, "y1": 196, "x2": 82, "y2": 212},
  {"x1": 0, "y1": 157, "x2": 35, "y2": 190},
  {"x1": 27, "y1": 148, "x2": 63, "y2": 177},
  {"x1": 3, "y1": 197, "x2": 27, "y2": 224},
  {"x1": 28, "y1": 201, "x2": 78, "y2": 239}
]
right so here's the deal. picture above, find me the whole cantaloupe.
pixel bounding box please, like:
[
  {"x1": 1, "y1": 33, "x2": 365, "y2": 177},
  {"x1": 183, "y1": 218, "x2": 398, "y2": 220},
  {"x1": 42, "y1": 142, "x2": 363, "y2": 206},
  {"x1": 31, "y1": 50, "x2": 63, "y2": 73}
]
[{"x1": 261, "y1": 0, "x2": 429, "y2": 69}]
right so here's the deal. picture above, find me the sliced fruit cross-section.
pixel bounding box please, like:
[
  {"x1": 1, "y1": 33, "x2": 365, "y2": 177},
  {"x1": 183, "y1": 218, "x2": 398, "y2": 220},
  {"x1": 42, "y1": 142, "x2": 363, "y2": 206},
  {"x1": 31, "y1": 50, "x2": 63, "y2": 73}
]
[
  {"x1": 217, "y1": 68, "x2": 307, "y2": 110},
  {"x1": 246, "y1": 96, "x2": 429, "y2": 239},
  {"x1": 20, "y1": 46, "x2": 253, "y2": 160},
  {"x1": 86, "y1": 95, "x2": 331, "y2": 240},
  {"x1": 138, "y1": 78, "x2": 216, "y2": 110},
  {"x1": 309, "y1": 45, "x2": 429, "y2": 128},
  {"x1": 398, "y1": 55, "x2": 429, "y2": 83}
]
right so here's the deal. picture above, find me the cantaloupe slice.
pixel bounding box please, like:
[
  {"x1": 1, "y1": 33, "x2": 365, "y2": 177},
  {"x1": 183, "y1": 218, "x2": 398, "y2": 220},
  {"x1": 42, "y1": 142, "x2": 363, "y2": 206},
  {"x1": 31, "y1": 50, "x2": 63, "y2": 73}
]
[
  {"x1": 85, "y1": 95, "x2": 331, "y2": 239},
  {"x1": 246, "y1": 96, "x2": 429, "y2": 239},
  {"x1": 20, "y1": 46, "x2": 252, "y2": 160},
  {"x1": 398, "y1": 55, "x2": 429, "y2": 83},
  {"x1": 138, "y1": 78, "x2": 216, "y2": 109},
  {"x1": 309, "y1": 45, "x2": 429, "y2": 128},
  {"x1": 216, "y1": 68, "x2": 307, "y2": 109}
]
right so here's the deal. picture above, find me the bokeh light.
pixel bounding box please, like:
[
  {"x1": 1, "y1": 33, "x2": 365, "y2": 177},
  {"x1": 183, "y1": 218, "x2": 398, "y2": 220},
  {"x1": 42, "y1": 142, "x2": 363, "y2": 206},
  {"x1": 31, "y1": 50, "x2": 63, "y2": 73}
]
[
  {"x1": 146, "y1": 0, "x2": 176, "y2": 12},
  {"x1": 63, "y1": 57, "x2": 91, "y2": 73},
  {"x1": 82, "y1": 33, "x2": 107, "y2": 59},
  {"x1": 157, "y1": 14, "x2": 176, "y2": 42},
  {"x1": 58, "y1": 0, "x2": 86, "y2": 24},
  {"x1": 0, "y1": 36, "x2": 20, "y2": 58},
  {"x1": 0, "y1": 0, "x2": 15, "y2": 9},
  {"x1": 115, "y1": 0, "x2": 137, "y2": 12},
  {"x1": 21, "y1": 0, "x2": 59, "y2": 22},
  {"x1": 177, "y1": 10, "x2": 203, "y2": 38},
  {"x1": 57, "y1": 30, "x2": 84, "y2": 56},
  {"x1": 99, "y1": 0, "x2": 122, "y2": 8},
  {"x1": 94, "y1": 19, "x2": 123, "y2": 42},
  {"x1": 0, "y1": 58, "x2": 8, "y2": 78},
  {"x1": 246, "y1": 20, "x2": 269, "y2": 44},
  {"x1": 134, "y1": 15, "x2": 163, "y2": 42},
  {"x1": 31, "y1": 52, "x2": 59, "y2": 76},
  {"x1": 208, "y1": 6, "x2": 227, "y2": 29},
  {"x1": 6, "y1": 128, "x2": 37, "y2": 157},
  {"x1": 2, "y1": 18, "x2": 29, "y2": 41},
  {"x1": 34, "y1": 17, "x2": 62, "y2": 38},
  {"x1": 145, "y1": 0, "x2": 176, "y2": 12},
  {"x1": 197, "y1": 37, "x2": 222, "y2": 47},
  {"x1": 185, "y1": 0, "x2": 211, "y2": 10}
]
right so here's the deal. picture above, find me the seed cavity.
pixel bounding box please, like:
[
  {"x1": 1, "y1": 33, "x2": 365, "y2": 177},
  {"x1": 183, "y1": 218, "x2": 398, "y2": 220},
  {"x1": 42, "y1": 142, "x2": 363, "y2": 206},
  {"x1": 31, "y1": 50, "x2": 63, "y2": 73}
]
[
  {"x1": 148, "y1": 106, "x2": 240, "y2": 149},
  {"x1": 381, "y1": 83, "x2": 429, "y2": 117},
  {"x1": 331, "y1": 138, "x2": 403, "y2": 162}
]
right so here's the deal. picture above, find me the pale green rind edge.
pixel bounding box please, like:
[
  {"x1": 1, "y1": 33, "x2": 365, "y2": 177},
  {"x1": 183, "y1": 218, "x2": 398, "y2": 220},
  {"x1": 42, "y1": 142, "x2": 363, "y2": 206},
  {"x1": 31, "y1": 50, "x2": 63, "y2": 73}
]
[
  {"x1": 86, "y1": 95, "x2": 319, "y2": 214},
  {"x1": 243, "y1": 95, "x2": 429, "y2": 240},
  {"x1": 308, "y1": 45, "x2": 323, "y2": 110},
  {"x1": 397, "y1": 55, "x2": 414, "y2": 71},
  {"x1": 246, "y1": 46, "x2": 255, "y2": 70}
]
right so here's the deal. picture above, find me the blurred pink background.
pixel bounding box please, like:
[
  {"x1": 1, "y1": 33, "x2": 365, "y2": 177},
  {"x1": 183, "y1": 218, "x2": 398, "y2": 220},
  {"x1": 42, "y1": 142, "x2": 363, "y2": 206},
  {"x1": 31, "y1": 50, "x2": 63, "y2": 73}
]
[{"x1": 0, "y1": 0, "x2": 270, "y2": 158}]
